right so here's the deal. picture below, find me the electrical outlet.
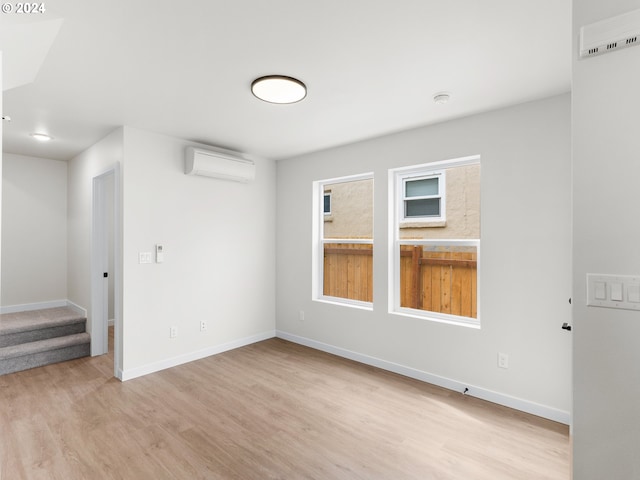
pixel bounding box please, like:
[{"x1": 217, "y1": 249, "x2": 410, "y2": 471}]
[
  {"x1": 170, "y1": 326, "x2": 177, "y2": 338},
  {"x1": 200, "y1": 321, "x2": 207, "y2": 332},
  {"x1": 498, "y1": 352, "x2": 509, "y2": 369}
]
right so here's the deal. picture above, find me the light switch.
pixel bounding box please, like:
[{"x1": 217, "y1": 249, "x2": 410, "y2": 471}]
[
  {"x1": 138, "y1": 252, "x2": 152, "y2": 264},
  {"x1": 628, "y1": 284, "x2": 640, "y2": 303},
  {"x1": 611, "y1": 282, "x2": 623, "y2": 302},
  {"x1": 587, "y1": 274, "x2": 640, "y2": 311}
]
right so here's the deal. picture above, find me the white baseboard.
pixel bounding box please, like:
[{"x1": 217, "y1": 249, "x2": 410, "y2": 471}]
[
  {"x1": 120, "y1": 330, "x2": 276, "y2": 381},
  {"x1": 276, "y1": 330, "x2": 570, "y2": 426},
  {"x1": 66, "y1": 300, "x2": 88, "y2": 317},
  {"x1": 0, "y1": 299, "x2": 69, "y2": 314},
  {"x1": 0, "y1": 299, "x2": 88, "y2": 317}
]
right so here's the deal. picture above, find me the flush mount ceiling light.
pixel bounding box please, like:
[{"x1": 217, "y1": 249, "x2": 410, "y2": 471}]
[
  {"x1": 30, "y1": 132, "x2": 53, "y2": 142},
  {"x1": 251, "y1": 75, "x2": 307, "y2": 104},
  {"x1": 433, "y1": 92, "x2": 451, "y2": 105}
]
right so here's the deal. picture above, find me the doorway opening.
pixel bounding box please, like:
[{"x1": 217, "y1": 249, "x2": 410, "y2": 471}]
[{"x1": 91, "y1": 165, "x2": 122, "y2": 378}]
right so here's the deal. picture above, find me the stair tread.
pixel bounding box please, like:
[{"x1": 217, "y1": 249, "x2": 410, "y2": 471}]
[
  {"x1": 0, "y1": 332, "x2": 90, "y2": 360},
  {"x1": 0, "y1": 307, "x2": 85, "y2": 335}
]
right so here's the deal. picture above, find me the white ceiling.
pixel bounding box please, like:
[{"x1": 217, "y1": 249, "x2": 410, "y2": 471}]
[{"x1": 1, "y1": 0, "x2": 571, "y2": 162}]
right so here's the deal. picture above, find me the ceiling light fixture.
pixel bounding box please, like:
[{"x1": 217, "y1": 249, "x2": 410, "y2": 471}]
[
  {"x1": 433, "y1": 92, "x2": 451, "y2": 105},
  {"x1": 30, "y1": 132, "x2": 53, "y2": 142},
  {"x1": 251, "y1": 75, "x2": 307, "y2": 104}
]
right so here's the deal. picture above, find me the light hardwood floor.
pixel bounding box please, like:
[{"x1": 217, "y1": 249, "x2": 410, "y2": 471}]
[{"x1": 0, "y1": 331, "x2": 570, "y2": 479}]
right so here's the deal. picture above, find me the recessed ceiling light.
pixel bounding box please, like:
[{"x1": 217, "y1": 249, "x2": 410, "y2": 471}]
[
  {"x1": 433, "y1": 92, "x2": 451, "y2": 105},
  {"x1": 251, "y1": 75, "x2": 307, "y2": 104},
  {"x1": 30, "y1": 132, "x2": 53, "y2": 142}
]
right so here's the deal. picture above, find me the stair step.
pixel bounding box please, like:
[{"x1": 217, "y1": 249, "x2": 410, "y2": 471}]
[
  {"x1": 0, "y1": 307, "x2": 86, "y2": 347},
  {"x1": 0, "y1": 307, "x2": 91, "y2": 376},
  {"x1": 0, "y1": 333, "x2": 91, "y2": 376}
]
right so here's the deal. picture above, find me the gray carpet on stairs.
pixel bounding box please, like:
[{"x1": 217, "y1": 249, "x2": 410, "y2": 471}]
[{"x1": 0, "y1": 306, "x2": 91, "y2": 375}]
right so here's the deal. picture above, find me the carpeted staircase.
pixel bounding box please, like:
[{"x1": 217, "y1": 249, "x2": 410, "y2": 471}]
[{"x1": 0, "y1": 307, "x2": 91, "y2": 376}]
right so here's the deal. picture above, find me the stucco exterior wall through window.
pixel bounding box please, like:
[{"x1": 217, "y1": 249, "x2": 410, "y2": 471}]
[{"x1": 323, "y1": 178, "x2": 373, "y2": 239}]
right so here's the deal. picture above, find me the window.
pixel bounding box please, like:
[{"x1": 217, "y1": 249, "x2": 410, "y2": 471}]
[
  {"x1": 390, "y1": 156, "x2": 480, "y2": 326},
  {"x1": 313, "y1": 173, "x2": 373, "y2": 308},
  {"x1": 323, "y1": 192, "x2": 331, "y2": 215},
  {"x1": 402, "y1": 171, "x2": 445, "y2": 221}
]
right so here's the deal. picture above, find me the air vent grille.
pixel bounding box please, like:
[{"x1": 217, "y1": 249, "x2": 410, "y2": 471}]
[{"x1": 580, "y1": 9, "x2": 640, "y2": 58}]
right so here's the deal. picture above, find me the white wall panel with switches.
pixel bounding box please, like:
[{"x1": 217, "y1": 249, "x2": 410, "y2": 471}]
[
  {"x1": 138, "y1": 252, "x2": 153, "y2": 264},
  {"x1": 587, "y1": 274, "x2": 640, "y2": 311}
]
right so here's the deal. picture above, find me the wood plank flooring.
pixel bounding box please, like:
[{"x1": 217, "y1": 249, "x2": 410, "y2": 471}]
[{"x1": 0, "y1": 331, "x2": 570, "y2": 479}]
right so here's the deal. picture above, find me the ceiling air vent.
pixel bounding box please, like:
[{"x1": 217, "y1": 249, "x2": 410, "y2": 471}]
[{"x1": 580, "y1": 8, "x2": 640, "y2": 59}]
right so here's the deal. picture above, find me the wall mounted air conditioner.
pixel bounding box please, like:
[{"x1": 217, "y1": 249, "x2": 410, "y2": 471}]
[
  {"x1": 579, "y1": 8, "x2": 640, "y2": 58},
  {"x1": 185, "y1": 146, "x2": 255, "y2": 183}
]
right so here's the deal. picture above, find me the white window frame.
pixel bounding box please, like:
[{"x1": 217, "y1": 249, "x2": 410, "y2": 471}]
[
  {"x1": 401, "y1": 170, "x2": 445, "y2": 223},
  {"x1": 388, "y1": 155, "x2": 480, "y2": 327},
  {"x1": 313, "y1": 172, "x2": 374, "y2": 310}
]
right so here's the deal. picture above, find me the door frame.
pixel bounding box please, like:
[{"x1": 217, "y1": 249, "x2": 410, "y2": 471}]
[{"x1": 91, "y1": 164, "x2": 122, "y2": 378}]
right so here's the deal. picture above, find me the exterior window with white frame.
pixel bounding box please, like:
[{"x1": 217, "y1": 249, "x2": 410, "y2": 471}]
[
  {"x1": 390, "y1": 157, "x2": 480, "y2": 326},
  {"x1": 323, "y1": 192, "x2": 331, "y2": 215},
  {"x1": 402, "y1": 171, "x2": 445, "y2": 221},
  {"x1": 313, "y1": 173, "x2": 373, "y2": 308}
]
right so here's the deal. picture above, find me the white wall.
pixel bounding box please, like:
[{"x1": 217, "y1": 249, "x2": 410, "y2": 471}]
[
  {"x1": 276, "y1": 94, "x2": 572, "y2": 422},
  {"x1": 67, "y1": 128, "x2": 124, "y2": 343},
  {"x1": 120, "y1": 127, "x2": 276, "y2": 377},
  {"x1": 1, "y1": 153, "x2": 68, "y2": 307},
  {"x1": 66, "y1": 126, "x2": 276, "y2": 379},
  {"x1": 572, "y1": 1, "x2": 640, "y2": 477},
  {"x1": 0, "y1": 55, "x2": 2, "y2": 299}
]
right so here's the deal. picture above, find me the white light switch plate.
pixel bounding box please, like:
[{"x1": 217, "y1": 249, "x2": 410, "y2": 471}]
[
  {"x1": 138, "y1": 252, "x2": 153, "y2": 264},
  {"x1": 628, "y1": 284, "x2": 640, "y2": 303},
  {"x1": 587, "y1": 274, "x2": 640, "y2": 311}
]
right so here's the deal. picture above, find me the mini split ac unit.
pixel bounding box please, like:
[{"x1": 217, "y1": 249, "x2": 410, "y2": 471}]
[{"x1": 185, "y1": 146, "x2": 255, "y2": 183}]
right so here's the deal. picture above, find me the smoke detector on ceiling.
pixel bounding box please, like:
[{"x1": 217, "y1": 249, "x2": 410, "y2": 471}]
[{"x1": 579, "y1": 8, "x2": 640, "y2": 58}]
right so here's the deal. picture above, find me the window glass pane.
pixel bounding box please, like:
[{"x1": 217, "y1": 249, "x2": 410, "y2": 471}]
[
  {"x1": 394, "y1": 161, "x2": 480, "y2": 323},
  {"x1": 323, "y1": 178, "x2": 373, "y2": 240},
  {"x1": 399, "y1": 164, "x2": 480, "y2": 240},
  {"x1": 324, "y1": 243, "x2": 373, "y2": 302},
  {"x1": 399, "y1": 244, "x2": 477, "y2": 318},
  {"x1": 318, "y1": 175, "x2": 373, "y2": 305},
  {"x1": 405, "y1": 177, "x2": 438, "y2": 197},
  {"x1": 405, "y1": 198, "x2": 440, "y2": 217}
]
